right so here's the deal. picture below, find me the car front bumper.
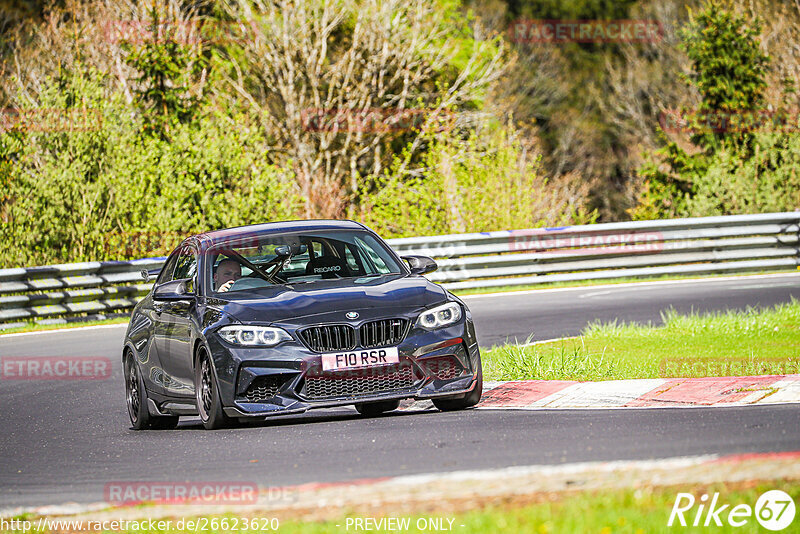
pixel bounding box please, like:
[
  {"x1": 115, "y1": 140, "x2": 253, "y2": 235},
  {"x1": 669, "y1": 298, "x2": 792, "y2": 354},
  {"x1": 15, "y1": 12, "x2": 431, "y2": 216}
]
[{"x1": 206, "y1": 318, "x2": 481, "y2": 419}]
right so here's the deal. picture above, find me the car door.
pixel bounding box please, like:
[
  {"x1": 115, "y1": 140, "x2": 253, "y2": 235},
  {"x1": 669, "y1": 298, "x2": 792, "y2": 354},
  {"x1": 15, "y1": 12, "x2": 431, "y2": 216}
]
[
  {"x1": 154, "y1": 245, "x2": 198, "y2": 398},
  {"x1": 135, "y1": 250, "x2": 180, "y2": 397}
]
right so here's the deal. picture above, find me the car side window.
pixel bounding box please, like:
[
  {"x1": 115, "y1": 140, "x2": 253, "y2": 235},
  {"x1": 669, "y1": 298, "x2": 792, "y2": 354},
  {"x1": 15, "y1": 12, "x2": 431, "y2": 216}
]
[
  {"x1": 343, "y1": 243, "x2": 366, "y2": 275},
  {"x1": 354, "y1": 236, "x2": 390, "y2": 273},
  {"x1": 173, "y1": 247, "x2": 198, "y2": 282},
  {"x1": 156, "y1": 250, "x2": 180, "y2": 285},
  {"x1": 344, "y1": 247, "x2": 358, "y2": 271}
]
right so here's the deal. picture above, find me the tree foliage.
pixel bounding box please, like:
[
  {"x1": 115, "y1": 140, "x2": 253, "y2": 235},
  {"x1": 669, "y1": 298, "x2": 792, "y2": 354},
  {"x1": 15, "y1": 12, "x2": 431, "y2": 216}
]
[
  {"x1": 4, "y1": 0, "x2": 798, "y2": 267},
  {"x1": 225, "y1": 0, "x2": 506, "y2": 217},
  {"x1": 0, "y1": 64, "x2": 299, "y2": 266},
  {"x1": 0, "y1": 0, "x2": 593, "y2": 267},
  {"x1": 632, "y1": 0, "x2": 798, "y2": 219},
  {"x1": 361, "y1": 122, "x2": 595, "y2": 236}
]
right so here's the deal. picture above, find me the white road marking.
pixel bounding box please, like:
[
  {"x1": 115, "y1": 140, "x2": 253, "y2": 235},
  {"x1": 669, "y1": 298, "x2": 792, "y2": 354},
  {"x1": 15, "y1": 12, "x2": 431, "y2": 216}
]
[
  {"x1": 0, "y1": 454, "x2": 729, "y2": 519},
  {"x1": 731, "y1": 283, "x2": 800, "y2": 290},
  {"x1": 758, "y1": 376, "x2": 800, "y2": 404},
  {"x1": 531, "y1": 379, "x2": 668, "y2": 408},
  {"x1": 0, "y1": 323, "x2": 128, "y2": 339},
  {"x1": 385, "y1": 454, "x2": 717, "y2": 486},
  {"x1": 518, "y1": 336, "x2": 576, "y2": 347},
  {"x1": 578, "y1": 290, "x2": 613, "y2": 298}
]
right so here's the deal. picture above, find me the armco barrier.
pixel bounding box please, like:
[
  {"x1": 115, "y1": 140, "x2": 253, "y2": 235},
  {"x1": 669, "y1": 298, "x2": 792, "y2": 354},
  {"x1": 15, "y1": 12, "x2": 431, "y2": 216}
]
[
  {"x1": 0, "y1": 258, "x2": 164, "y2": 326},
  {"x1": 1, "y1": 212, "x2": 798, "y2": 327}
]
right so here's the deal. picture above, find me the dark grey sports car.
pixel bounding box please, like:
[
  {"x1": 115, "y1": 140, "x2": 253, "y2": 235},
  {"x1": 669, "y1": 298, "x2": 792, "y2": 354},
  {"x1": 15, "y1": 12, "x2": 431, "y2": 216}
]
[{"x1": 123, "y1": 220, "x2": 482, "y2": 429}]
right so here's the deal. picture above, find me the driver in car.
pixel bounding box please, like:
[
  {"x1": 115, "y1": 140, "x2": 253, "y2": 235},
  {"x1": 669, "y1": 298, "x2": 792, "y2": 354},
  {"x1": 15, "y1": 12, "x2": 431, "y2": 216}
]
[{"x1": 214, "y1": 258, "x2": 242, "y2": 292}]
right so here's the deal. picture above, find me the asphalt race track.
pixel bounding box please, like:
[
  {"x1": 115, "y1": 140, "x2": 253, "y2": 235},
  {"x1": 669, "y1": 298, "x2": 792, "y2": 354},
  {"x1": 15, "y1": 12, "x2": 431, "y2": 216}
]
[{"x1": 1, "y1": 274, "x2": 799, "y2": 509}]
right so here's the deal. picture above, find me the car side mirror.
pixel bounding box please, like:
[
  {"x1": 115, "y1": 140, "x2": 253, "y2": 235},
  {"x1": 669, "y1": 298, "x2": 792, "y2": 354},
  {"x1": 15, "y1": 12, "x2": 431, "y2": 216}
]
[
  {"x1": 402, "y1": 255, "x2": 438, "y2": 275},
  {"x1": 275, "y1": 243, "x2": 307, "y2": 258},
  {"x1": 153, "y1": 278, "x2": 193, "y2": 301}
]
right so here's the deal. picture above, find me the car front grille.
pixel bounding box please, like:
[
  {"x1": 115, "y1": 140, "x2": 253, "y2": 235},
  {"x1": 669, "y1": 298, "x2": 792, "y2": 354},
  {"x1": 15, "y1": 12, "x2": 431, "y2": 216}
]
[
  {"x1": 300, "y1": 319, "x2": 409, "y2": 352},
  {"x1": 424, "y1": 356, "x2": 462, "y2": 380},
  {"x1": 243, "y1": 375, "x2": 285, "y2": 403},
  {"x1": 304, "y1": 363, "x2": 417, "y2": 399},
  {"x1": 359, "y1": 319, "x2": 409, "y2": 348},
  {"x1": 300, "y1": 325, "x2": 357, "y2": 352}
]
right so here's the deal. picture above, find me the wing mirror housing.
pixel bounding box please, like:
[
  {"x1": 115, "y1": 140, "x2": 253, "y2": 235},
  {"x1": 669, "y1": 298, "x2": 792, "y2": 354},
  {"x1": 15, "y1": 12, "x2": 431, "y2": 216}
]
[
  {"x1": 153, "y1": 278, "x2": 193, "y2": 301},
  {"x1": 402, "y1": 255, "x2": 438, "y2": 275}
]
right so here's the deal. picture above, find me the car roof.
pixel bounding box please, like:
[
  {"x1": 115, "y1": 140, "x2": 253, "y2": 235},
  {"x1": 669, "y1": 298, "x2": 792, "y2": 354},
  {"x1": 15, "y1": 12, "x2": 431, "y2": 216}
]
[{"x1": 194, "y1": 219, "x2": 367, "y2": 245}]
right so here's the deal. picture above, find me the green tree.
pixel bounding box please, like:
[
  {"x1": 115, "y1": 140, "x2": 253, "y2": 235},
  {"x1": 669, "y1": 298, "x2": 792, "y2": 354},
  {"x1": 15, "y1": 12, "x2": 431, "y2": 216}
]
[
  {"x1": 681, "y1": 0, "x2": 768, "y2": 149},
  {"x1": 360, "y1": 121, "x2": 595, "y2": 237},
  {"x1": 0, "y1": 66, "x2": 301, "y2": 267},
  {"x1": 632, "y1": 0, "x2": 783, "y2": 220},
  {"x1": 0, "y1": 67, "x2": 120, "y2": 265},
  {"x1": 123, "y1": 4, "x2": 206, "y2": 136}
]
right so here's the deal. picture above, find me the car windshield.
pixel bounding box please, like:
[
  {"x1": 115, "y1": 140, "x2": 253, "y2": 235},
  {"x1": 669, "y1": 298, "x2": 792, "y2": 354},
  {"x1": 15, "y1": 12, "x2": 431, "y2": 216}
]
[{"x1": 208, "y1": 229, "x2": 405, "y2": 293}]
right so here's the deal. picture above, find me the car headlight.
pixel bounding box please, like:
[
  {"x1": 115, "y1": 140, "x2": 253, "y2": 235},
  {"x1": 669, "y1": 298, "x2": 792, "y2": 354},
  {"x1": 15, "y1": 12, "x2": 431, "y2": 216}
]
[
  {"x1": 218, "y1": 325, "x2": 292, "y2": 347},
  {"x1": 416, "y1": 302, "x2": 462, "y2": 330}
]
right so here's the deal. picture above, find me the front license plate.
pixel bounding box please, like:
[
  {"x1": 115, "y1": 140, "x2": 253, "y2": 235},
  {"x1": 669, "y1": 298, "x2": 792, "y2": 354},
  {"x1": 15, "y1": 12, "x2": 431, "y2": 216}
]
[{"x1": 321, "y1": 347, "x2": 400, "y2": 371}]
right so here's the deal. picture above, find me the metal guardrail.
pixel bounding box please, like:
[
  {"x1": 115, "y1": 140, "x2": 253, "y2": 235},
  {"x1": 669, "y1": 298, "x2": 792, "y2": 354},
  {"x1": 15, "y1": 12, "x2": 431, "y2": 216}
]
[
  {"x1": 1, "y1": 212, "x2": 798, "y2": 327},
  {"x1": 0, "y1": 258, "x2": 164, "y2": 326},
  {"x1": 391, "y1": 212, "x2": 800, "y2": 289}
]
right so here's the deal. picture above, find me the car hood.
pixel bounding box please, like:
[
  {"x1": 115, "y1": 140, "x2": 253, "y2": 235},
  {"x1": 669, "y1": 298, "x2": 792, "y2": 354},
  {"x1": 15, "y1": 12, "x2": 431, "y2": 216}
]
[{"x1": 211, "y1": 274, "x2": 448, "y2": 324}]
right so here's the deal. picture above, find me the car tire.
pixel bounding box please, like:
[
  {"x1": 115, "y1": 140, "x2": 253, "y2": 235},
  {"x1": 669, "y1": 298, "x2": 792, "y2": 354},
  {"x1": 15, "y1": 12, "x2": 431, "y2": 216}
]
[
  {"x1": 125, "y1": 353, "x2": 179, "y2": 430},
  {"x1": 195, "y1": 347, "x2": 232, "y2": 430},
  {"x1": 432, "y1": 356, "x2": 483, "y2": 412},
  {"x1": 354, "y1": 399, "x2": 401, "y2": 416}
]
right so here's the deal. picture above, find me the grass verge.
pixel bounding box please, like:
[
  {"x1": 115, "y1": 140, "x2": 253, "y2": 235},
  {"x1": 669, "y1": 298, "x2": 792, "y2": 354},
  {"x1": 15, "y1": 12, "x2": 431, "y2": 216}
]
[{"x1": 483, "y1": 300, "x2": 800, "y2": 381}]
